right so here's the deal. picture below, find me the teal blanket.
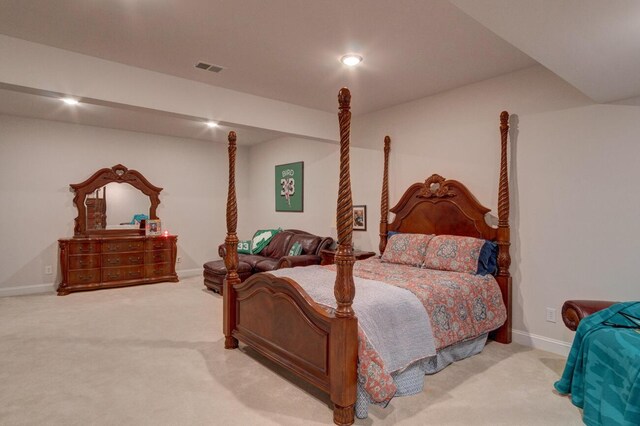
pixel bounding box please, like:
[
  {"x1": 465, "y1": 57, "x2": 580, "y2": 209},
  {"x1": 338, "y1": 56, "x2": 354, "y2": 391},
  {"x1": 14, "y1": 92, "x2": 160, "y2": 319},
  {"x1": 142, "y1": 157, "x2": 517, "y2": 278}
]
[{"x1": 555, "y1": 301, "x2": 640, "y2": 426}]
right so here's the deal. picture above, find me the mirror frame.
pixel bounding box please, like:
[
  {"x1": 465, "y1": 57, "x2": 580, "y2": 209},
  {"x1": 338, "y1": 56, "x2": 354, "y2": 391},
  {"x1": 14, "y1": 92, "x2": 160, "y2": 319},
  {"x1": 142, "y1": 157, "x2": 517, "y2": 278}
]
[{"x1": 70, "y1": 164, "x2": 162, "y2": 236}]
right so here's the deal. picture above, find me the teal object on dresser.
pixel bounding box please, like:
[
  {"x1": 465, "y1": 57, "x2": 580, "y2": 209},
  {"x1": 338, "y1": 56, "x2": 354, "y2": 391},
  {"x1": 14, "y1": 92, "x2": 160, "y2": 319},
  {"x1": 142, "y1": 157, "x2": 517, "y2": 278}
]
[{"x1": 555, "y1": 301, "x2": 640, "y2": 426}]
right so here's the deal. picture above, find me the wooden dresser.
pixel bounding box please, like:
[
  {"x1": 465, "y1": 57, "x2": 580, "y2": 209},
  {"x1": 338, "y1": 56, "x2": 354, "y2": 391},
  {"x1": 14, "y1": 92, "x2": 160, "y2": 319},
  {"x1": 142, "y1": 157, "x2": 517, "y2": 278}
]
[{"x1": 58, "y1": 235, "x2": 178, "y2": 295}]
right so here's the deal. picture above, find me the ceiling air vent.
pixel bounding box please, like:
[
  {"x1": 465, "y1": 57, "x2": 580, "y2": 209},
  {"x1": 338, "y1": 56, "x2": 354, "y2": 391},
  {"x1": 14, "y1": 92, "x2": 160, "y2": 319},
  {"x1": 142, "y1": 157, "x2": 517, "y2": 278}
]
[{"x1": 195, "y1": 61, "x2": 224, "y2": 73}]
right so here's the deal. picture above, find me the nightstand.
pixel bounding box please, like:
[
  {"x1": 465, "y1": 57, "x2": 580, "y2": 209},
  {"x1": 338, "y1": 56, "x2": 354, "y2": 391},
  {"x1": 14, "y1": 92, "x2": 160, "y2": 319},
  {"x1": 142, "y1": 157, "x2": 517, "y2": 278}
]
[{"x1": 320, "y1": 248, "x2": 376, "y2": 266}]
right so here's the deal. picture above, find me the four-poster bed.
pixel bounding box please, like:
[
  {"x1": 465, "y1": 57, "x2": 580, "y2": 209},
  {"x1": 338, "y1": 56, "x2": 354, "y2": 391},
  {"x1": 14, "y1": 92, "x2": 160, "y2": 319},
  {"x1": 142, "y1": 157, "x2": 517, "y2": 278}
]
[{"x1": 222, "y1": 88, "x2": 511, "y2": 425}]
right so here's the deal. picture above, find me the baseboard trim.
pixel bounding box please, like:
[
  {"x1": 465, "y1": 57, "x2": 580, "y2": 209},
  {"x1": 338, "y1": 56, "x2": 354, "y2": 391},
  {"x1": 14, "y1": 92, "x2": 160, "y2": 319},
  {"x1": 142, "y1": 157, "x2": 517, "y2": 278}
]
[
  {"x1": 0, "y1": 283, "x2": 55, "y2": 297},
  {"x1": 177, "y1": 268, "x2": 202, "y2": 279},
  {"x1": 512, "y1": 329, "x2": 571, "y2": 357},
  {"x1": 1, "y1": 269, "x2": 203, "y2": 297}
]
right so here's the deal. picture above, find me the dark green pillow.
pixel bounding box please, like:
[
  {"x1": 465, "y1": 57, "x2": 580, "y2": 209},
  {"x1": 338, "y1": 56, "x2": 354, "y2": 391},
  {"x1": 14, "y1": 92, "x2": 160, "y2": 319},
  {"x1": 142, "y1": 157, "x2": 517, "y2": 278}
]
[
  {"x1": 251, "y1": 228, "x2": 281, "y2": 254},
  {"x1": 237, "y1": 240, "x2": 252, "y2": 254},
  {"x1": 288, "y1": 241, "x2": 303, "y2": 256}
]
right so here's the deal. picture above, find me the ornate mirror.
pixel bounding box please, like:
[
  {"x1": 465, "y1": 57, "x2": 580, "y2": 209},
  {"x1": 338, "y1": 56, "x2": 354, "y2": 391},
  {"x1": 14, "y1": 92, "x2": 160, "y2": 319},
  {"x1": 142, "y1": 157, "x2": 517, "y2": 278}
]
[{"x1": 70, "y1": 164, "x2": 162, "y2": 236}]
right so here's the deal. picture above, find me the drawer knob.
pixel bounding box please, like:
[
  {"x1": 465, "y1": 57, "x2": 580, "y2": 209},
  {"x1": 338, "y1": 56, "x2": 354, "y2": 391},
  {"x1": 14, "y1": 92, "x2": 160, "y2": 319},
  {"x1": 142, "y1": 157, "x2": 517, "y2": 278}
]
[{"x1": 107, "y1": 258, "x2": 121, "y2": 265}]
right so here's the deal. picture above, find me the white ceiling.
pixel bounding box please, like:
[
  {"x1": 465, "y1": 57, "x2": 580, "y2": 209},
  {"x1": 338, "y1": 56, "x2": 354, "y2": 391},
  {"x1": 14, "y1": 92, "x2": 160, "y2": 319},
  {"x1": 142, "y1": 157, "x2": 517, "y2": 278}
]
[
  {"x1": 0, "y1": 0, "x2": 534, "y2": 114},
  {"x1": 0, "y1": 86, "x2": 285, "y2": 145},
  {"x1": 0, "y1": 1, "x2": 638, "y2": 142},
  {"x1": 451, "y1": 0, "x2": 640, "y2": 103}
]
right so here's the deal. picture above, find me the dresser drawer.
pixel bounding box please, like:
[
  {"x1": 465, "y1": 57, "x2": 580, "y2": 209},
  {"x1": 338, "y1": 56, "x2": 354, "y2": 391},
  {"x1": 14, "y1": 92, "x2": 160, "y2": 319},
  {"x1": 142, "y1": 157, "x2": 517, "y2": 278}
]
[
  {"x1": 145, "y1": 249, "x2": 171, "y2": 264},
  {"x1": 68, "y1": 242, "x2": 100, "y2": 255},
  {"x1": 68, "y1": 269, "x2": 101, "y2": 285},
  {"x1": 145, "y1": 237, "x2": 173, "y2": 251},
  {"x1": 69, "y1": 254, "x2": 100, "y2": 270},
  {"x1": 102, "y1": 240, "x2": 144, "y2": 253},
  {"x1": 145, "y1": 263, "x2": 172, "y2": 278},
  {"x1": 102, "y1": 253, "x2": 144, "y2": 267},
  {"x1": 102, "y1": 265, "x2": 145, "y2": 282}
]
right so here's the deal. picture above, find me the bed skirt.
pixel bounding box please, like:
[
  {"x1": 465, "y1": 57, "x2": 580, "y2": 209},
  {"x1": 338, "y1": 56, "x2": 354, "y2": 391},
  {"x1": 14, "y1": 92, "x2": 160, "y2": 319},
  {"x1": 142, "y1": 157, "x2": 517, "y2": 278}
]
[{"x1": 355, "y1": 333, "x2": 489, "y2": 419}]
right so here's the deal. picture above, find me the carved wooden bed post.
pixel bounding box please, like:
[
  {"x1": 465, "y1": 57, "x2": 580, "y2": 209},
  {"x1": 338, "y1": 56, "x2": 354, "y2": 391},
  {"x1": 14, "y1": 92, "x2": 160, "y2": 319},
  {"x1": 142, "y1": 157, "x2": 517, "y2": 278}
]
[
  {"x1": 494, "y1": 111, "x2": 512, "y2": 344},
  {"x1": 223, "y1": 131, "x2": 240, "y2": 349},
  {"x1": 379, "y1": 136, "x2": 391, "y2": 255},
  {"x1": 331, "y1": 88, "x2": 358, "y2": 426}
]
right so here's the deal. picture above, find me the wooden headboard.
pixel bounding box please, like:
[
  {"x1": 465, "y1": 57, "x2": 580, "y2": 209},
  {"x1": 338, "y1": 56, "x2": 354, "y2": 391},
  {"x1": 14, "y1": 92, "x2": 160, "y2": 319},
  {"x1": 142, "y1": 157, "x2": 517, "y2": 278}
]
[
  {"x1": 386, "y1": 174, "x2": 497, "y2": 240},
  {"x1": 378, "y1": 111, "x2": 512, "y2": 343}
]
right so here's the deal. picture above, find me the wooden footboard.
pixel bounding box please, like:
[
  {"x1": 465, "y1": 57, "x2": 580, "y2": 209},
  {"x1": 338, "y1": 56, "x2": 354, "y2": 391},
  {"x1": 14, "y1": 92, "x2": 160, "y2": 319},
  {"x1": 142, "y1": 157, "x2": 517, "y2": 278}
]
[
  {"x1": 223, "y1": 89, "x2": 358, "y2": 426},
  {"x1": 230, "y1": 273, "x2": 357, "y2": 395}
]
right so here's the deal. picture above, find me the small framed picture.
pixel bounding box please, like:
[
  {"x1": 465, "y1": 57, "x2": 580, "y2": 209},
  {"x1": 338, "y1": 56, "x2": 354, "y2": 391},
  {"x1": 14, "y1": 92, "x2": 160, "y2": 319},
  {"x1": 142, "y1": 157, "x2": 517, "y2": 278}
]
[
  {"x1": 352, "y1": 205, "x2": 367, "y2": 231},
  {"x1": 145, "y1": 219, "x2": 162, "y2": 236},
  {"x1": 275, "y1": 161, "x2": 304, "y2": 212}
]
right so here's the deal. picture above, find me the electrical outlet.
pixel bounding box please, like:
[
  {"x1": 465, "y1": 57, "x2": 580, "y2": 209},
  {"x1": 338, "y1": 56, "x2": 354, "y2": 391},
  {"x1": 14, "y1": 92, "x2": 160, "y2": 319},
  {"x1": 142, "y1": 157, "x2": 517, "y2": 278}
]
[
  {"x1": 44, "y1": 265, "x2": 53, "y2": 275},
  {"x1": 546, "y1": 307, "x2": 557, "y2": 323},
  {"x1": 177, "y1": 256, "x2": 182, "y2": 263}
]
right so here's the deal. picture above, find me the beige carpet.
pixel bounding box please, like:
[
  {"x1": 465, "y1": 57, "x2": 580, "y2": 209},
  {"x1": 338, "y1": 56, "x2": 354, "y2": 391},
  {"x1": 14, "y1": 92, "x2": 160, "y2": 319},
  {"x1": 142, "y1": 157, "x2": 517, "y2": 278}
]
[{"x1": 0, "y1": 276, "x2": 583, "y2": 425}]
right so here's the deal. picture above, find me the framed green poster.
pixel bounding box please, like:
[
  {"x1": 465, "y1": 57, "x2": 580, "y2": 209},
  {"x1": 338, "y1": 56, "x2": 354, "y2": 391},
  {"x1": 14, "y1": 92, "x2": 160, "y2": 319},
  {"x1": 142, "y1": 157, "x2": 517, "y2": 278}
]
[{"x1": 275, "y1": 161, "x2": 303, "y2": 212}]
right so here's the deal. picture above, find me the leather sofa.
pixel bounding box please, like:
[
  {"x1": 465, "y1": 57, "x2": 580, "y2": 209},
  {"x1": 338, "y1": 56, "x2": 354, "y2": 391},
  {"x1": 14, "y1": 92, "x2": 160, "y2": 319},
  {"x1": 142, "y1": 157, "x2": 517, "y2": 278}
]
[
  {"x1": 203, "y1": 229, "x2": 334, "y2": 294},
  {"x1": 561, "y1": 300, "x2": 617, "y2": 331}
]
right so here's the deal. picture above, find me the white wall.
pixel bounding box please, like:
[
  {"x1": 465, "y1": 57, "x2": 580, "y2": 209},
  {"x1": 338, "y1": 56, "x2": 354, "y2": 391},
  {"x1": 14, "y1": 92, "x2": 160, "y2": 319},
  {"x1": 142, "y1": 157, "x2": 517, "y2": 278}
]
[
  {"x1": 0, "y1": 114, "x2": 250, "y2": 295},
  {"x1": 246, "y1": 135, "x2": 386, "y2": 252},
  {"x1": 247, "y1": 136, "x2": 339, "y2": 239}
]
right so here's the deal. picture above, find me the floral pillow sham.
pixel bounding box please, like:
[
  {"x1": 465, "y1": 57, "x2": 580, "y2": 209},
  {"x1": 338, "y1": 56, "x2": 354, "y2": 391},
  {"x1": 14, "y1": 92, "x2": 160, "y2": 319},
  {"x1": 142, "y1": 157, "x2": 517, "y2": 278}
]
[
  {"x1": 423, "y1": 235, "x2": 493, "y2": 275},
  {"x1": 381, "y1": 233, "x2": 434, "y2": 267}
]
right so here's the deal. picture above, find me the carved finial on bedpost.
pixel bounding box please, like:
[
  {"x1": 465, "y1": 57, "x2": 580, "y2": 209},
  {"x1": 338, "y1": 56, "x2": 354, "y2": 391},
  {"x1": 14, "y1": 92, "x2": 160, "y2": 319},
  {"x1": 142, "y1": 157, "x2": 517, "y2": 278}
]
[
  {"x1": 334, "y1": 87, "x2": 355, "y2": 319},
  {"x1": 223, "y1": 131, "x2": 240, "y2": 349},
  {"x1": 379, "y1": 136, "x2": 391, "y2": 255}
]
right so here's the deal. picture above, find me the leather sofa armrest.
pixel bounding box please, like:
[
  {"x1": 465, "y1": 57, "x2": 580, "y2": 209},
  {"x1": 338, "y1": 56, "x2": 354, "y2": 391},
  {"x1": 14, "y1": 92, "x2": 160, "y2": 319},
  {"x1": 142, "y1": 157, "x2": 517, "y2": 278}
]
[
  {"x1": 218, "y1": 243, "x2": 227, "y2": 258},
  {"x1": 277, "y1": 255, "x2": 322, "y2": 269},
  {"x1": 561, "y1": 299, "x2": 618, "y2": 331},
  {"x1": 315, "y1": 237, "x2": 335, "y2": 255}
]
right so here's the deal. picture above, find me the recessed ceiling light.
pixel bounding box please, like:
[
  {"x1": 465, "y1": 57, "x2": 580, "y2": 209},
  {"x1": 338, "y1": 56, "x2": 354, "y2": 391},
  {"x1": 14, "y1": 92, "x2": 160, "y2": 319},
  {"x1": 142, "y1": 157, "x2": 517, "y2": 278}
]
[
  {"x1": 206, "y1": 121, "x2": 219, "y2": 128},
  {"x1": 61, "y1": 98, "x2": 79, "y2": 105},
  {"x1": 340, "y1": 54, "x2": 363, "y2": 66}
]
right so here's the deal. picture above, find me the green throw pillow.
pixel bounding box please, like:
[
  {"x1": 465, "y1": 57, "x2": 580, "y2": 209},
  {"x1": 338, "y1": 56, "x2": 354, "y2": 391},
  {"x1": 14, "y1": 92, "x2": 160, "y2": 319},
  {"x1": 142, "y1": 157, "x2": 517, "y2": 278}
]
[
  {"x1": 237, "y1": 240, "x2": 252, "y2": 254},
  {"x1": 251, "y1": 228, "x2": 281, "y2": 254},
  {"x1": 288, "y1": 241, "x2": 303, "y2": 256}
]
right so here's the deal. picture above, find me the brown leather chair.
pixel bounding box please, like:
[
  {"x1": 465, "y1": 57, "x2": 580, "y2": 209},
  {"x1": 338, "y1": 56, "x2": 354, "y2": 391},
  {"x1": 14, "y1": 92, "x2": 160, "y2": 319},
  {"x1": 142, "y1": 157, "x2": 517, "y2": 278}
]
[
  {"x1": 561, "y1": 300, "x2": 618, "y2": 331},
  {"x1": 203, "y1": 229, "x2": 333, "y2": 294}
]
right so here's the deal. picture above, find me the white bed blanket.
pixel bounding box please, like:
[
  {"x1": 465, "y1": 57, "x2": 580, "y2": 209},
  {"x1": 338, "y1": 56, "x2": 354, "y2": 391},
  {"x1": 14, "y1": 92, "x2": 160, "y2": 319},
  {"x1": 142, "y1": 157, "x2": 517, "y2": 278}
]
[{"x1": 270, "y1": 265, "x2": 436, "y2": 374}]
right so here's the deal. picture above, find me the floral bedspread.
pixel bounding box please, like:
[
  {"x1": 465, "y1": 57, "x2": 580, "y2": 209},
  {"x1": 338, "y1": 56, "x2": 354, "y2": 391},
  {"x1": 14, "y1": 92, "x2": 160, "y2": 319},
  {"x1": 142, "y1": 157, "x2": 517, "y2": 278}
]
[{"x1": 324, "y1": 257, "x2": 506, "y2": 403}]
